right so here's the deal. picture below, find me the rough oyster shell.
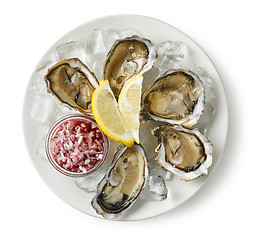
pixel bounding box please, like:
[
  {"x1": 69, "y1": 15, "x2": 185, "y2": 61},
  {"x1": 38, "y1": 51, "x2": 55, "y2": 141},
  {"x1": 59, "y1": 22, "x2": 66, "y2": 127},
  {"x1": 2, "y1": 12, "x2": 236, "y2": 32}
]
[
  {"x1": 91, "y1": 143, "x2": 149, "y2": 219},
  {"x1": 152, "y1": 124, "x2": 213, "y2": 181},
  {"x1": 103, "y1": 35, "x2": 157, "y2": 97},
  {"x1": 141, "y1": 70, "x2": 205, "y2": 127},
  {"x1": 44, "y1": 58, "x2": 98, "y2": 114}
]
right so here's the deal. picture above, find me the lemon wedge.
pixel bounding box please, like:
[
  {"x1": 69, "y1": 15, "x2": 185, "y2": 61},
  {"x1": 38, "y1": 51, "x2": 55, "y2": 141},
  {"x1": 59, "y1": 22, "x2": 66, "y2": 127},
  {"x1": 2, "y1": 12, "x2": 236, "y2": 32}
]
[
  {"x1": 118, "y1": 75, "x2": 143, "y2": 144},
  {"x1": 92, "y1": 80, "x2": 134, "y2": 147}
]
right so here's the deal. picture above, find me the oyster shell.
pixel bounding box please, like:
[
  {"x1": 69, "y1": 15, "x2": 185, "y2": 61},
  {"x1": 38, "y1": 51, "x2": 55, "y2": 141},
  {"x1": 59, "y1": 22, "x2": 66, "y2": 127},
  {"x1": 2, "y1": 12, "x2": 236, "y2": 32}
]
[
  {"x1": 141, "y1": 70, "x2": 205, "y2": 127},
  {"x1": 103, "y1": 35, "x2": 157, "y2": 97},
  {"x1": 45, "y1": 58, "x2": 98, "y2": 114},
  {"x1": 91, "y1": 143, "x2": 149, "y2": 219},
  {"x1": 152, "y1": 124, "x2": 212, "y2": 181}
]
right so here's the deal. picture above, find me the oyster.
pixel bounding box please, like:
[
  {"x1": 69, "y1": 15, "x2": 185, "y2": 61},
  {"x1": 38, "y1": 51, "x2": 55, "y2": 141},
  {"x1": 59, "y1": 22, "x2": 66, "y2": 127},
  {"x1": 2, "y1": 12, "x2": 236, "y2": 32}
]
[
  {"x1": 141, "y1": 70, "x2": 205, "y2": 127},
  {"x1": 152, "y1": 124, "x2": 212, "y2": 181},
  {"x1": 92, "y1": 143, "x2": 149, "y2": 219},
  {"x1": 103, "y1": 35, "x2": 157, "y2": 97},
  {"x1": 45, "y1": 58, "x2": 98, "y2": 114}
]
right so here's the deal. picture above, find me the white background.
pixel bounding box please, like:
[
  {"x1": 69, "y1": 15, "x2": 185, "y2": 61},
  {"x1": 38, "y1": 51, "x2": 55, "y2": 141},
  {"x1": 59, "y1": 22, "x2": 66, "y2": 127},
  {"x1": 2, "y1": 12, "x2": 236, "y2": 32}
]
[{"x1": 1, "y1": 0, "x2": 253, "y2": 239}]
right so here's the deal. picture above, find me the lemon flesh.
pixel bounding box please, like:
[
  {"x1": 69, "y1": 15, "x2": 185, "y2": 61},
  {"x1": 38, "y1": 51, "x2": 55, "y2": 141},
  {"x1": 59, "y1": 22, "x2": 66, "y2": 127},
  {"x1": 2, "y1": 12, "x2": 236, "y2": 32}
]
[
  {"x1": 92, "y1": 80, "x2": 134, "y2": 147},
  {"x1": 118, "y1": 75, "x2": 143, "y2": 143}
]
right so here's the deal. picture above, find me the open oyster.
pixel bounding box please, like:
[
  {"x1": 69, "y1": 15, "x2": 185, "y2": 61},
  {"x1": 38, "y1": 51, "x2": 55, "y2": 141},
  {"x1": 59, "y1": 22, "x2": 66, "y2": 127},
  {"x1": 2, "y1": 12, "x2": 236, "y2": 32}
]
[
  {"x1": 92, "y1": 143, "x2": 149, "y2": 219},
  {"x1": 45, "y1": 58, "x2": 98, "y2": 114},
  {"x1": 103, "y1": 35, "x2": 157, "y2": 97},
  {"x1": 141, "y1": 70, "x2": 205, "y2": 127},
  {"x1": 152, "y1": 124, "x2": 212, "y2": 181}
]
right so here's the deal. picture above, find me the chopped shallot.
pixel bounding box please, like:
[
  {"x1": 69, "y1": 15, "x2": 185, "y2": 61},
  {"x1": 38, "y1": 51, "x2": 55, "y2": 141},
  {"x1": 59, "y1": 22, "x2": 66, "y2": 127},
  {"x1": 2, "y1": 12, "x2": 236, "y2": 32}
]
[{"x1": 50, "y1": 119, "x2": 105, "y2": 173}]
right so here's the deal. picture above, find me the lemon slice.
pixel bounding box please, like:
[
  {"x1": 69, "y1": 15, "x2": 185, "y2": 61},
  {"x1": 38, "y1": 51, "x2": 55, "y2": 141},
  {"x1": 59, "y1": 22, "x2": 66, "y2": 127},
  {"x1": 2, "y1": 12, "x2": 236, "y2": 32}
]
[
  {"x1": 118, "y1": 75, "x2": 143, "y2": 144},
  {"x1": 92, "y1": 80, "x2": 134, "y2": 147}
]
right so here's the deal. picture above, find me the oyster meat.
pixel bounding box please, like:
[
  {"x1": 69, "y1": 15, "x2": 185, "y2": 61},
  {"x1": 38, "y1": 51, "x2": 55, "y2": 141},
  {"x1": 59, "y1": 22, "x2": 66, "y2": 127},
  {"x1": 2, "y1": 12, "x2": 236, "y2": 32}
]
[
  {"x1": 103, "y1": 35, "x2": 156, "y2": 97},
  {"x1": 141, "y1": 70, "x2": 205, "y2": 127},
  {"x1": 92, "y1": 143, "x2": 149, "y2": 219},
  {"x1": 152, "y1": 124, "x2": 212, "y2": 181},
  {"x1": 45, "y1": 58, "x2": 98, "y2": 114}
]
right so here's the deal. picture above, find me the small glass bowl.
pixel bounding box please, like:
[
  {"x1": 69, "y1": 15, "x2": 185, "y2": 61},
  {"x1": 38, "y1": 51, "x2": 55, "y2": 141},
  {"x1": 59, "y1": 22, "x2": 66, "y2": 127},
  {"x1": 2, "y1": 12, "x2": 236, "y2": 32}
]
[{"x1": 45, "y1": 114, "x2": 109, "y2": 177}]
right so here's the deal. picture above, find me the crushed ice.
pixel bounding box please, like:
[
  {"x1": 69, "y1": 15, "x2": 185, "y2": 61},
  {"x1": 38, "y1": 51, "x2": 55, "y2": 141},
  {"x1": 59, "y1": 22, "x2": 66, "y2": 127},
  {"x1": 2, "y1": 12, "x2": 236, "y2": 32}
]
[
  {"x1": 154, "y1": 41, "x2": 187, "y2": 74},
  {"x1": 75, "y1": 172, "x2": 104, "y2": 193},
  {"x1": 140, "y1": 175, "x2": 168, "y2": 201},
  {"x1": 55, "y1": 41, "x2": 85, "y2": 61},
  {"x1": 191, "y1": 65, "x2": 216, "y2": 136}
]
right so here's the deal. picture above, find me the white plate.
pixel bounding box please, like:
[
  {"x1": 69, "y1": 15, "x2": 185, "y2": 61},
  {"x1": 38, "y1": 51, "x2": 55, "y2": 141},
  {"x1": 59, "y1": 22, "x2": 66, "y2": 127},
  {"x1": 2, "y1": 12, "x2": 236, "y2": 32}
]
[{"x1": 23, "y1": 14, "x2": 228, "y2": 220}]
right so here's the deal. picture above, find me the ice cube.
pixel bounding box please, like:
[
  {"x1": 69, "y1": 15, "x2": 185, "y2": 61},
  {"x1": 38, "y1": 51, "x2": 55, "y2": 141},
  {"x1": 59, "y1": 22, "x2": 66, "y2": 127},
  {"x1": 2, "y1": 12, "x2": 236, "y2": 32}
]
[
  {"x1": 54, "y1": 101, "x2": 78, "y2": 118},
  {"x1": 30, "y1": 94, "x2": 54, "y2": 125},
  {"x1": 154, "y1": 41, "x2": 187, "y2": 74},
  {"x1": 55, "y1": 41, "x2": 85, "y2": 61},
  {"x1": 195, "y1": 103, "x2": 215, "y2": 135},
  {"x1": 89, "y1": 56, "x2": 105, "y2": 81},
  {"x1": 140, "y1": 175, "x2": 168, "y2": 201},
  {"x1": 84, "y1": 28, "x2": 112, "y2": 80},
  {"x1": 86, "y1": 29, "x2": 106, "y2": 55},
  {"x1": 148, "y1": 157, "x2": 173, "y2": 181},
  {"x1": 121, "y1": 60, "x2": 138, "y2": 76},
  {"x1": 30, "y1": 76, "x2": 47, "y2": 94},
  {"x1": 31, "y1": 58, "x2": 56, "y2": 93},
  {"x1": 75, "y1": 172, "x2": 104, "y2": 193},
  {"x1": 36, "y1": 135, "x2": 47, "y2": 160},
  {"x1": 192, "y1": 66, "x2": 215, "y2": 103},
  {"x1": 190, "y1": 66, "x2": 216, "y2": 135},
  {"x1": 35, "y1": 59, "x2": 55, "y2": 79},
  {"x1": 119, "y1": 29, "x2": 141, "y2": 39},
  {"x1": 102, "y1": 29, "x2": 120, "y2": 52}
]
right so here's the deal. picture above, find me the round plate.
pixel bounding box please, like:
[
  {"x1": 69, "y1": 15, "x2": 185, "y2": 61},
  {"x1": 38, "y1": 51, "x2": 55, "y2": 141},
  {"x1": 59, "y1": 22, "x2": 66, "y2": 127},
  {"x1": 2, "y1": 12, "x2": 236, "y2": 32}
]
[{"x1": 23, "y1": 14, "x2": 228, "y2": 220}]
